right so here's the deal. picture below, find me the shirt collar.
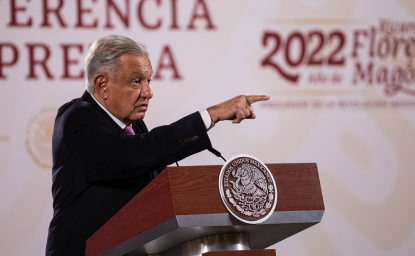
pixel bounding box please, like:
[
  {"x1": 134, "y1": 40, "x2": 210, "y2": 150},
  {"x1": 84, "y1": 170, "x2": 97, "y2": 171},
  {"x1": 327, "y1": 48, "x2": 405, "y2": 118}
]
[{"x1": 90, "y1": 93, "x2": 127, "y2": 129}]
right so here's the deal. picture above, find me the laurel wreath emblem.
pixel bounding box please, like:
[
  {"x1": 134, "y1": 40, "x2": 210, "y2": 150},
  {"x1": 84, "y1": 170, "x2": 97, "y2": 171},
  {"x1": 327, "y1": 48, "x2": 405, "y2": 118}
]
[
  {"x1": 219, "y1": 156, "x2": 277, "y2": 224},
  {"x1": 225, "y1": 184, "x2": 274, "y2": 218}
]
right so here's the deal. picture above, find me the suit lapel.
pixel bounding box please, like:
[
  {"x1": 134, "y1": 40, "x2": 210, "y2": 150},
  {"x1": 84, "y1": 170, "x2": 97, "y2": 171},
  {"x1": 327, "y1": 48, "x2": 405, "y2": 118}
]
[
  {"x1": 81, "y1": 90, "x2": 149, "y2": 135},
  {"x1": 81, "y1": 91, "x2": 123, "y2": 132},
  {"x1": 133, "y1": 120, "x2": 148, "y2": 134}
]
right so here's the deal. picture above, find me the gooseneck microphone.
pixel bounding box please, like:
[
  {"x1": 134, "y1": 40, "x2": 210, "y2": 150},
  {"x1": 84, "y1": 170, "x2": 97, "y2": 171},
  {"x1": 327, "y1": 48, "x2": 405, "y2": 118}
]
[
  {"x1": 175, "y1": 147, "x2": 226, "y2": 167},
  {"x1": 208, "y1": 147, "x2": 227, "y2": 162}
]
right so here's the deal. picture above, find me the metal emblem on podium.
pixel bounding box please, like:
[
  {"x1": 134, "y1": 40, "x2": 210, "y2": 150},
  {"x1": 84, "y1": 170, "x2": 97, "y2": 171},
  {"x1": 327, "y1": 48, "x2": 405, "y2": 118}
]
[{"x1": 219, "y1": 154, "x2": 277, "y2": 224}]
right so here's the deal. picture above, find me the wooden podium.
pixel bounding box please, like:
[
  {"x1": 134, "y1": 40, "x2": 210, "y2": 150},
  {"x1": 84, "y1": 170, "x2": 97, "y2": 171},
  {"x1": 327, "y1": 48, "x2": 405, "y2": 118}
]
[{"x1": 86, "y1": 164, "x2": 324, "y2": 256}]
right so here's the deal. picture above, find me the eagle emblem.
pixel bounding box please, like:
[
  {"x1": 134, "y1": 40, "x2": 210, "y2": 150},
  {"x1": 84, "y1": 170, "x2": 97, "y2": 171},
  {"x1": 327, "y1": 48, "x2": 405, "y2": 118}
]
[
  {"x1": 219, "y1": 155, "x2": 277, "y2": 224},
  {"x1": 230, "y1": 164, "x2": 268, "y2": 198}
]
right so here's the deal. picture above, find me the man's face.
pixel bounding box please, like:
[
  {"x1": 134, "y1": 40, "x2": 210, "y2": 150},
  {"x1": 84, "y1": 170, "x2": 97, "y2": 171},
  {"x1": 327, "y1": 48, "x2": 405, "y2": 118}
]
[{"x1": 105, "y1": 54, "x2": 153, "y2": 125}]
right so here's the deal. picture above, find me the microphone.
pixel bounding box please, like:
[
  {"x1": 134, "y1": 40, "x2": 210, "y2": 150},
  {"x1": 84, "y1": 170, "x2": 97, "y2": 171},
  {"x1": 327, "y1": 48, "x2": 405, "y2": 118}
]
[
  {"x1": 208, "y1": 147, "x2": 226, "y2": 162},
  {"x1": 176, "y1": 147, "x2": 226, "y2": 167}
]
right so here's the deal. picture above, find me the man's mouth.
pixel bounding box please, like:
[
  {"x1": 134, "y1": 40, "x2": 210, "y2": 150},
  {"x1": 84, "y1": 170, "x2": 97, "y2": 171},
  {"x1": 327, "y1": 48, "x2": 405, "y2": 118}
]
[{"x1": 137, "y1": 104, "x2": 148, "y2": 110}]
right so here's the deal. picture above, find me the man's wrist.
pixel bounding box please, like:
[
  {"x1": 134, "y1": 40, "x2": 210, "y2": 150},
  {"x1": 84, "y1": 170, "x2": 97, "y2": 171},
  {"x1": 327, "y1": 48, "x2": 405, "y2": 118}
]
[
  {"x1": 206, "y1": 106, "x2": 219, "y2": 124},
  {"x1": 199, "y1": 109, "x2": 215, "y2": 131}
]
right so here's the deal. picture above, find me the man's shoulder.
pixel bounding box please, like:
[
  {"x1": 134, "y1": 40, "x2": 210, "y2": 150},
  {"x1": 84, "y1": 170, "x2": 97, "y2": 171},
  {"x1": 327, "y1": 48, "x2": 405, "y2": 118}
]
[
  {"x1": 55, "y1": 96, "x2": 108, "y2": 131},
  {"x1": 57, "y1": 97, "x2": 94, "y2": 120}
]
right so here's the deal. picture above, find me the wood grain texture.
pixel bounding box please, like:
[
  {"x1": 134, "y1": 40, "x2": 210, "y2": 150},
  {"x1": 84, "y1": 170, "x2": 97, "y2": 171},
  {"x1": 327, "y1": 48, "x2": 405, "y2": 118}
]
[
  {"x1": 169, "y1": 165, "x2": 226, "y2": 215},
  {"x1": 169, "y1": 163, "x2": 324, "y2": 215},
  {"x1": 270, "y1": 163, "x2": 325, "y2": 211},
  {"x1": 85, "y1": 170, "x2": 175, "y2": 256},
  {"x1": 202, "y1": 249, "x2": 276, "y2": 256}
]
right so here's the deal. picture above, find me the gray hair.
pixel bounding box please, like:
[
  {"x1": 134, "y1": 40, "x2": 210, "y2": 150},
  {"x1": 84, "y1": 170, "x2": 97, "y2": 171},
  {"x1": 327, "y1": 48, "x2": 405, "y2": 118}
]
[{"x1": 85, "y1": 35, "x2": 149, "y2": 94}]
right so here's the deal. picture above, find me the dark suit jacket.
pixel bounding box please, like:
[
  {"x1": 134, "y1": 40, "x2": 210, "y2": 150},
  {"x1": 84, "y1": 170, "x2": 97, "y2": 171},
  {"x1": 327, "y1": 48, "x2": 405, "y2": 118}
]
[{"x1": 46, "y1": 91, "x2": 211, "y2": 256}]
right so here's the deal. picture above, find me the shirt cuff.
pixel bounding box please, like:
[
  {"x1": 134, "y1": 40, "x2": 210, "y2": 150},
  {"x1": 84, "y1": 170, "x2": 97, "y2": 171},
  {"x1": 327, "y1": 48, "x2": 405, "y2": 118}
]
[{"x1": 199, "y1": 109, "x2": 214, "y2": 131}]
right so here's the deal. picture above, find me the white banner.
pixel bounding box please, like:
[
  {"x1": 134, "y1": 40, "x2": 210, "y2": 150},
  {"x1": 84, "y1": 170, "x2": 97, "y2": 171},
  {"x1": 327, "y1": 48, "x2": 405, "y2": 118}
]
[{"x1": 1, "y1": 0, "x2": 414, "y2": 255}]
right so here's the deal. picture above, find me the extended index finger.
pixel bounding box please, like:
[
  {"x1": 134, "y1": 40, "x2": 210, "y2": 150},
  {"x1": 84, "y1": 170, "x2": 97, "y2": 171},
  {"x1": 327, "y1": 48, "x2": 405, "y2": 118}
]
[{"x1": 246, "y1": 95, "x2": 271, "y2": 104}]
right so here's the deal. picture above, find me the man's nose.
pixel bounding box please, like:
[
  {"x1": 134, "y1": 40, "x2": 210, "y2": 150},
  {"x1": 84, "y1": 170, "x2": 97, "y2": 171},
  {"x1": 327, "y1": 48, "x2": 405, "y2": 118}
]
[{"x1": 141, "y1": 82, "x2": 153, "y2": 99}]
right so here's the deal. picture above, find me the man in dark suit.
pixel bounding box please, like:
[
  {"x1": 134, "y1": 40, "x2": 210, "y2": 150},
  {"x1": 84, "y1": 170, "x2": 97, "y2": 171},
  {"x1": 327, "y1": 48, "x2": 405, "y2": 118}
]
[{"x1": 46, "y1": 35, "x2": 269, "y2": 256}]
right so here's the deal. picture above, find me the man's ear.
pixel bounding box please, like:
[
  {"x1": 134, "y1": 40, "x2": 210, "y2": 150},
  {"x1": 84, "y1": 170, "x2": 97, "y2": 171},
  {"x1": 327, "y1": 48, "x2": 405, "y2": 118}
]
[{"x1": 94, "y1": 74, "x2": 109, "y2": 100}]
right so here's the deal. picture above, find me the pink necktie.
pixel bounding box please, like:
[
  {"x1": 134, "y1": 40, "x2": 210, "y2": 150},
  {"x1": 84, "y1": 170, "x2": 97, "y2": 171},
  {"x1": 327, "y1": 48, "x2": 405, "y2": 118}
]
[{"x1": 124, "y1": 125, "x2": 135, "y2": 135}]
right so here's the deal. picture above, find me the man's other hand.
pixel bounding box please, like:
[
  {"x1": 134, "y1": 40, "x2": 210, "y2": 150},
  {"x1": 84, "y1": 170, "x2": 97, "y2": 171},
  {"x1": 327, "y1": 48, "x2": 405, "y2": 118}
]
[{"x1": 207, "y1": 95, "x2": 270, "y2": 124}]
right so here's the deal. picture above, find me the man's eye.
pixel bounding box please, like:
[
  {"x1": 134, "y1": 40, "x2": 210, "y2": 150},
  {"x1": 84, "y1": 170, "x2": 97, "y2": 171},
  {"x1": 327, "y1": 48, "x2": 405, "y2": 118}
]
[
  {"x1": 134, "y1": 80, "x2": 141, "y2": 84},
  {"x1": 148, "y1": 79, "x2": 151, "y2": 84}
]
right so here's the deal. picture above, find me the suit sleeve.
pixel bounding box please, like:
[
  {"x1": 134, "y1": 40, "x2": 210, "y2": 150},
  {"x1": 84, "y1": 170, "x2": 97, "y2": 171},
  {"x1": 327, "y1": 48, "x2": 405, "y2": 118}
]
[{"x1": 63, "y1": 107, "x2": 212, "y2": 182}]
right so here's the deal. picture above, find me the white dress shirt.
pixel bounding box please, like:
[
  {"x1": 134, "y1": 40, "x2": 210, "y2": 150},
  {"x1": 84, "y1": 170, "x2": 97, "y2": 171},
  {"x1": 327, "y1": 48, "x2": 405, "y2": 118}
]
[
  {"x1": 91, "y1": 93, "x2": 127, "y2": 129},
  {"x1": 90, "y1": 93, "x2": 214, "y2": 131}
]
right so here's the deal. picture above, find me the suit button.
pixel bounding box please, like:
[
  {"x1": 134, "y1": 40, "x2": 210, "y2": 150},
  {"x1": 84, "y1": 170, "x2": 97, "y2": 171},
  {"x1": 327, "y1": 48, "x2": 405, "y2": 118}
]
[{"x1": 193, "y1": 135, "x2": 198, "y2": 140}]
